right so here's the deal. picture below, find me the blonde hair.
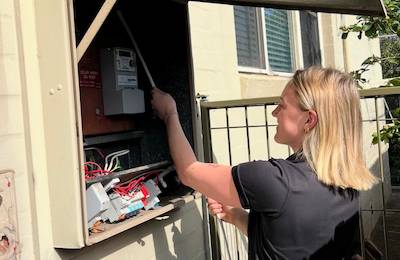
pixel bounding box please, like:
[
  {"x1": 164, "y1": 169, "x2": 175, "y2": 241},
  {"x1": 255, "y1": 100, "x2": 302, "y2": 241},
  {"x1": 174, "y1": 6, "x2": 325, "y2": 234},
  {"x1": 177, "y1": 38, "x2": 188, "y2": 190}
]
[{"x1": 290, "y1": 67, "x2": 377, "y2": 190}]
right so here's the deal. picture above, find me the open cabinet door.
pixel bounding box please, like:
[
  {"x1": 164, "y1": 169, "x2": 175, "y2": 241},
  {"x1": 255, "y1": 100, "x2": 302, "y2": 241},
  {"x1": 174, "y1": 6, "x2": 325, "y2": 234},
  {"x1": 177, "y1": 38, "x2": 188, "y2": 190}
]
[{"x1": 191, "y1": 0, "x2": 386, "y2": 16}]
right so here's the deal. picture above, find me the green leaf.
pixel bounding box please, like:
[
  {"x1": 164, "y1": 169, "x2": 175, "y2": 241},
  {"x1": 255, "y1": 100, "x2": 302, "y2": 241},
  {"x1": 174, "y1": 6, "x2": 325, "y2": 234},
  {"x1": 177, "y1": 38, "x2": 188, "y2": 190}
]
[
  {"x1": 341, "y1": 32, "x2": 349, "y2": 39},
  {"x1": 361, "y1": 56, "x2": 378, "y2": 65},
  {"x1": 363, "y1": 23, "x2": 373, "y2": 31},
  {"x1": 352, "y1": 25, "x2": 363, "y2": 32},
  {"x1": 365, "y1": 29, "x2": 374, "y2": 37},
  {"x1": 388, "y1": 78, "x2": 400, "y2": 86},
  {"x1": 393, "y1": 107, "x2": 400, "y2": 117}
]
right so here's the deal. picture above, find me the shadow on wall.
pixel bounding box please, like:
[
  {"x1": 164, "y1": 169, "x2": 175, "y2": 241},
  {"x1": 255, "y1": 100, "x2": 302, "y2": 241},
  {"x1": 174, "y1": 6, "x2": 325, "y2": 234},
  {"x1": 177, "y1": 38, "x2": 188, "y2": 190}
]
[{"x1": 55, "y1": 200, "x2": 205, "y2": 260}]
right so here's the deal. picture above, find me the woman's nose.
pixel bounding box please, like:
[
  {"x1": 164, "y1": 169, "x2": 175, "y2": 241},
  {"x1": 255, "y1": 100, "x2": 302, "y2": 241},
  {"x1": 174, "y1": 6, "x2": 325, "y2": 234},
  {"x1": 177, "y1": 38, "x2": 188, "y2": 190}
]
[{"x1": 272, "y1": 107, "x2": 278, "y2": 117}]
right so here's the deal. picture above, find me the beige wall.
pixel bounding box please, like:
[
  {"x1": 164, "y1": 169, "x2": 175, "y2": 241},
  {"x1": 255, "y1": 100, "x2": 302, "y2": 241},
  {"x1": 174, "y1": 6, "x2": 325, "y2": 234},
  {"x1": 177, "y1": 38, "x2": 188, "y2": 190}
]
[
  {"x1": 56, "y1": 200, "x2": 206, "y2": 260},
  {"x1": 0, "y1": 0, "x2": 40, "y2": 259},
  {"x1": 189, "y1": 2, "x2": 241, "y2": 101},
  {"x1": 0, "y1": 0, "x2": 209, "y2": 259}
]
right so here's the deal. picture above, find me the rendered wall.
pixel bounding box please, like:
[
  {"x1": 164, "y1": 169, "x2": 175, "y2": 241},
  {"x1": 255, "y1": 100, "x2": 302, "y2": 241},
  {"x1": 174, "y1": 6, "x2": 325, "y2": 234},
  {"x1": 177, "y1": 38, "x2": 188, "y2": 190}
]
[
  {"x1": 0, "y1": 0, "x2": 40, "y2": 259},
  {"x1": 0, "y1": 0, "x2": 208, "y2": 259}
]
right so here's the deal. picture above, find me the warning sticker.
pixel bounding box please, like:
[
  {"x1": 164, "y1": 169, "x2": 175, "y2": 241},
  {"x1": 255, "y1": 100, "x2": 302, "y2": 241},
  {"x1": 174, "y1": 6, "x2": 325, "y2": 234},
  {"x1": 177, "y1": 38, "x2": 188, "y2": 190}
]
[{"x1": 117, "y1": 75, "x2": 137, "y2": 89}]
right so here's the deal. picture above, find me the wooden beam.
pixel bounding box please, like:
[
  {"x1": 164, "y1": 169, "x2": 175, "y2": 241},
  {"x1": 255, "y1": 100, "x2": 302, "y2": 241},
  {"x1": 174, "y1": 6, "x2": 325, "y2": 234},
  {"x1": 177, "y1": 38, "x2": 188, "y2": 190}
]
[{"x1": 76, "y1": 0, "x2": 117, "y2": 62}]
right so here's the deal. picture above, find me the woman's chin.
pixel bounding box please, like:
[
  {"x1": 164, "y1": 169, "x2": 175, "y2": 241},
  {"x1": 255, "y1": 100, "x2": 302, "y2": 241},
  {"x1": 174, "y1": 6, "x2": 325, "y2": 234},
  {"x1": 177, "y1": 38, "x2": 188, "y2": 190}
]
[{"x1": 274, "y1": 135, "x2": 287, "y2": 146}]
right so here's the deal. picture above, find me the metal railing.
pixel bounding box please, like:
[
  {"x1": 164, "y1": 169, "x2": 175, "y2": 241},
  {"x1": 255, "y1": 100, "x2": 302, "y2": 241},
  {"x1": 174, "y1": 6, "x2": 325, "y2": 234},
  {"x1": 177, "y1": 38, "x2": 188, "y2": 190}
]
[{"x1": 200, "y1": 87, "x2": 400, "y2": 260}]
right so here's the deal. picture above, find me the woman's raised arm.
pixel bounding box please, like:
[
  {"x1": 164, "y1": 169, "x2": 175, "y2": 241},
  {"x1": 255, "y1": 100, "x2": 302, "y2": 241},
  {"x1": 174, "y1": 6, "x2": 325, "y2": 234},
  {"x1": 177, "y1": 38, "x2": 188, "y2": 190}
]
[{"x1": 151, "y1": 88, "x2": 241, "y2": 208}]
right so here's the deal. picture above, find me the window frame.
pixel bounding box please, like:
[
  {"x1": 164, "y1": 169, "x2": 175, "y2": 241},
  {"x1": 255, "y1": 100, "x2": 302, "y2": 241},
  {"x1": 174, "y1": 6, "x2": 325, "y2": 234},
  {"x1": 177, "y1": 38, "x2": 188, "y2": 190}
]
[{"x1": 235, "y1": 7, "x2": 304, "y2": 77}]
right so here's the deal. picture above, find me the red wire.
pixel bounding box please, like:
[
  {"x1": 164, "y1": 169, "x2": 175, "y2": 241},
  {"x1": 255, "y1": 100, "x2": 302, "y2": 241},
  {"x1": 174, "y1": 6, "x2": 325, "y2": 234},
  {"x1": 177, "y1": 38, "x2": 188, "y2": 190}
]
[
  {"x1": 86, "y1": 170, "x2": 112, "y2": 174},
  {"x1": 103, "y1": 169, "x2": 164, "y2": 195},
  {"x1": 84, "y1": 161, "x2": 112, "y2": 180},
  {"x1": 84, "y1": 161, "x2": 103, "y2": 171}
]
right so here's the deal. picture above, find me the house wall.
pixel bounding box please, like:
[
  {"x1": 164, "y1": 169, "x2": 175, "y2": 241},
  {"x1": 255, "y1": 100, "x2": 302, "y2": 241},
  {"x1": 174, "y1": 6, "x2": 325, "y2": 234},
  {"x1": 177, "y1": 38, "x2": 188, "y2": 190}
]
[
  {"x1": 1, "y1": 0, "x2": 208, "y2": 259},
  {"x1": 0, "y1": 0, "x2": 40, "y2": 259}
]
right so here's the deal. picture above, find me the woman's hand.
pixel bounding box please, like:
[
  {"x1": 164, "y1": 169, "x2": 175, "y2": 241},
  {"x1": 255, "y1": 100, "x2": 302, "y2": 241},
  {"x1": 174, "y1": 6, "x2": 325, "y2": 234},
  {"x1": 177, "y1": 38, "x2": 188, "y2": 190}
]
[
  {"x1": 151, "y1": 87, "x2": 178, "y2": 123},
  {"x1": 207, "y1": 197, "x2": 235, "y2": 224},
  {"x1": 208, "y1": 198, "x2": 249, "y2": 235}
]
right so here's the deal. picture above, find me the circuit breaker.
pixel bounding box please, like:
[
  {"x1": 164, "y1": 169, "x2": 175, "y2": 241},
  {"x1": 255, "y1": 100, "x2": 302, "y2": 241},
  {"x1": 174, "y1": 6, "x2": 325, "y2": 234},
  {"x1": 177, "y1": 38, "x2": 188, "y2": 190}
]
[{"x1": 100, "y1": 47, "x2": 145, "y2": 115}]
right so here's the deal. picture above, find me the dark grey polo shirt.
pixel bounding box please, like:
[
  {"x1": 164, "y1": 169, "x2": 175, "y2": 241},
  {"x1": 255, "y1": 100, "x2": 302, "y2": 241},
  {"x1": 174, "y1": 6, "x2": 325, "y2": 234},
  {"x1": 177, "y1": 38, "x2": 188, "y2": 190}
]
[{"x1": 232, "y1": 154, "x2": 359, "y2": 260}]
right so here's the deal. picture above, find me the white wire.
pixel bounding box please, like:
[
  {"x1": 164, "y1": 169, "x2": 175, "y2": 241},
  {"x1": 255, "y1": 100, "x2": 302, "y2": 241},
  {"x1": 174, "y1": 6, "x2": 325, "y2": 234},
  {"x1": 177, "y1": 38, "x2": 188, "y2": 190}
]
[
  {"x1": 109, "y1": 161, "x2": 121, "y2": 172},
  {"x1": 104, "y1": 150, "x2": 129, "y2": 169},
  {"x1": 105, "y1": 149, "x2": 130, "y2": 172},
  {"x1": 109, "y1": 150, "x2": 129, "y2": 170},
  {"x1": 105, "y1": 150, "x2": 129, "y2": 164},
  {"x1": 158, "y1": 166, "x2": 175, "y2": 188}
]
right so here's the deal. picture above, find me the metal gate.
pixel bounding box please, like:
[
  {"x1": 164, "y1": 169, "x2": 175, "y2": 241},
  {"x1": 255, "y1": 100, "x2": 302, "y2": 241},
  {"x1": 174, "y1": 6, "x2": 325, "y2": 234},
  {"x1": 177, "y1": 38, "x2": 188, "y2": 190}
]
[{"x1": 200, "y1": 87, "x2": 400, "y2": 260}]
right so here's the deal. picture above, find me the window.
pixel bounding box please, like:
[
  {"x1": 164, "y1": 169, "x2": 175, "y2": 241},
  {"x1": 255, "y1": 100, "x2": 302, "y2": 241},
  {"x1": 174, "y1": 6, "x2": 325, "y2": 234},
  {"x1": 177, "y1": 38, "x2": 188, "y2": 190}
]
[
  {"x1": 234, "y1": 6, "x2": 321, "y2": 74},
  {"x1": 299, "y1": 11, "x2": 321, "y2": 68},
  {"x1": 234, "y1": 6, "x2": 264, "y2": 68},
  {"x1": 264, "y1": 8, "x2": 293, "y2": 73}
]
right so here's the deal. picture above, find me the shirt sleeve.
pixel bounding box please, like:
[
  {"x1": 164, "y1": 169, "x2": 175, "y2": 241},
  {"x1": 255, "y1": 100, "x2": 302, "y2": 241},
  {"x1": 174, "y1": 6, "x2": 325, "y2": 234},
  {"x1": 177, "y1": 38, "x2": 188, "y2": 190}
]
[{"x1": 232, "y1": 159, "x2": 289, "y2": 214}]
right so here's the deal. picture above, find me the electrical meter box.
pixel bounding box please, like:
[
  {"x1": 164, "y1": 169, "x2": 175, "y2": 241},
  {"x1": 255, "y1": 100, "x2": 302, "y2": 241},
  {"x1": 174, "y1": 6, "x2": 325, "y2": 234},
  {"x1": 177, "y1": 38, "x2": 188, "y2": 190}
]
[
  {"x1": 47, "y1": 0, "x2": 198, "y2": 249},
  {"x1": 100, "y1": 47, "x2": 145, "y2": 115}
]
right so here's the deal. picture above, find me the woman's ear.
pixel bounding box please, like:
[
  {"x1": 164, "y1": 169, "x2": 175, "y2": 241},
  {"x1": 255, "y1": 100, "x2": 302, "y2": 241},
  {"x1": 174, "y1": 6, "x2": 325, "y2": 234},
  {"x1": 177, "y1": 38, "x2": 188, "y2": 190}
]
[{"x1": 306, "y1": 110, "x2": 318, "y2": 130}]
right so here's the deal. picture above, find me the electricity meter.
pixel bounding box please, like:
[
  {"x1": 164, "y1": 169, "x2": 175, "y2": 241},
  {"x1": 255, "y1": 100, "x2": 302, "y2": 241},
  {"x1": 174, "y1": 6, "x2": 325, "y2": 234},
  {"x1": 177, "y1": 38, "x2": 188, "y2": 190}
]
[{"x1": 100, "y1": 47, "x2": 145, "y2": 115}]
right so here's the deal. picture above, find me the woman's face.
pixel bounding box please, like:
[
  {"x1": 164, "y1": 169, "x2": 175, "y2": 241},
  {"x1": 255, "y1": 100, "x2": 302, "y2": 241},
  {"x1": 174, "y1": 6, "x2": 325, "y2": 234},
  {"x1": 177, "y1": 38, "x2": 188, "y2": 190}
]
[{"x1": 272, "y1": 85, "x2": 309, "y2": 152}]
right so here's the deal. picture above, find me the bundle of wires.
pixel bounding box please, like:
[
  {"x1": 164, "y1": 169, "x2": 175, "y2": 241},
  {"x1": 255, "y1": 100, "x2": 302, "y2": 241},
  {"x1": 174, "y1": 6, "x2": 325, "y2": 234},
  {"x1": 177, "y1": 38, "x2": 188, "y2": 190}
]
[
  {"x1": 113, "y1": 169, "x2": 161, "y2": 197},
  {"x1": 84, "y1": 148, "x2": 130, "y2": 181},
  {"x1": 84, "y1": 161, "x2": 112, "y2": 180},
  {"x1": 104, "y1": 149, "x2": 129, "y2": 172}
]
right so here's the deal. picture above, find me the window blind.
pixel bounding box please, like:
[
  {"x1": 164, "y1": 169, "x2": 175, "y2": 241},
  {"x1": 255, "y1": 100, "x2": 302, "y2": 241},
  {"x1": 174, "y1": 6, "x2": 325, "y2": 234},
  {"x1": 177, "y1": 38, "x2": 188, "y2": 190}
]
[
  {"x1": 264, "y1": 9, "x2": 293, "y2": 73},
  {"x1": 234, "y1": 6, "x2": 263, "y2": 68}
]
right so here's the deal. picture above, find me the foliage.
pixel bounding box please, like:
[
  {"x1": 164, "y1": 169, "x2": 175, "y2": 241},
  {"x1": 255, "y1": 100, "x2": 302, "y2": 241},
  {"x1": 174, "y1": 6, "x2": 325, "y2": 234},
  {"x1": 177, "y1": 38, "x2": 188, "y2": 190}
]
[
  {"x1": 340, "y1": 0, "x2": 400, "y2": 39},
  {"x1": 340, "y1": 0, "x2": 400, "y2": 185},
  {"x1": 380, "y1": 35, "x2": 400, "y2": 78},
  {"x1": 372, "y1": 120, "x2": 400, "y2": 145},
  {"x1": 371, "y1": 120, "x2": 400, "y2": 185},
  {"x1": 340, "y1": 0, "x2": 400, "y2": 87}
]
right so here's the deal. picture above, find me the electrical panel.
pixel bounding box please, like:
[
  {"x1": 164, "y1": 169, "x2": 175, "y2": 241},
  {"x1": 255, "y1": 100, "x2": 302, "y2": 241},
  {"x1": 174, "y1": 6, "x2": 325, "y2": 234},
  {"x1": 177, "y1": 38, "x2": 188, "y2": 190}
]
[
  {"x1": 100, "y1": 47, "x2": 144, "y2": 115},
  {"x1": 71, "y1": 0, "x2": 196, "y2": 246}
]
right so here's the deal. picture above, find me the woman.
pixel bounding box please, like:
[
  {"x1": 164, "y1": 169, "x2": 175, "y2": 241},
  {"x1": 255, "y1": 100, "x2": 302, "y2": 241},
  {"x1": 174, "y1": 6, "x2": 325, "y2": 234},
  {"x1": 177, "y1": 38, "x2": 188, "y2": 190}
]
[{"x1": 151, "y1": 67, "x2": 377, "y2": 259}]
